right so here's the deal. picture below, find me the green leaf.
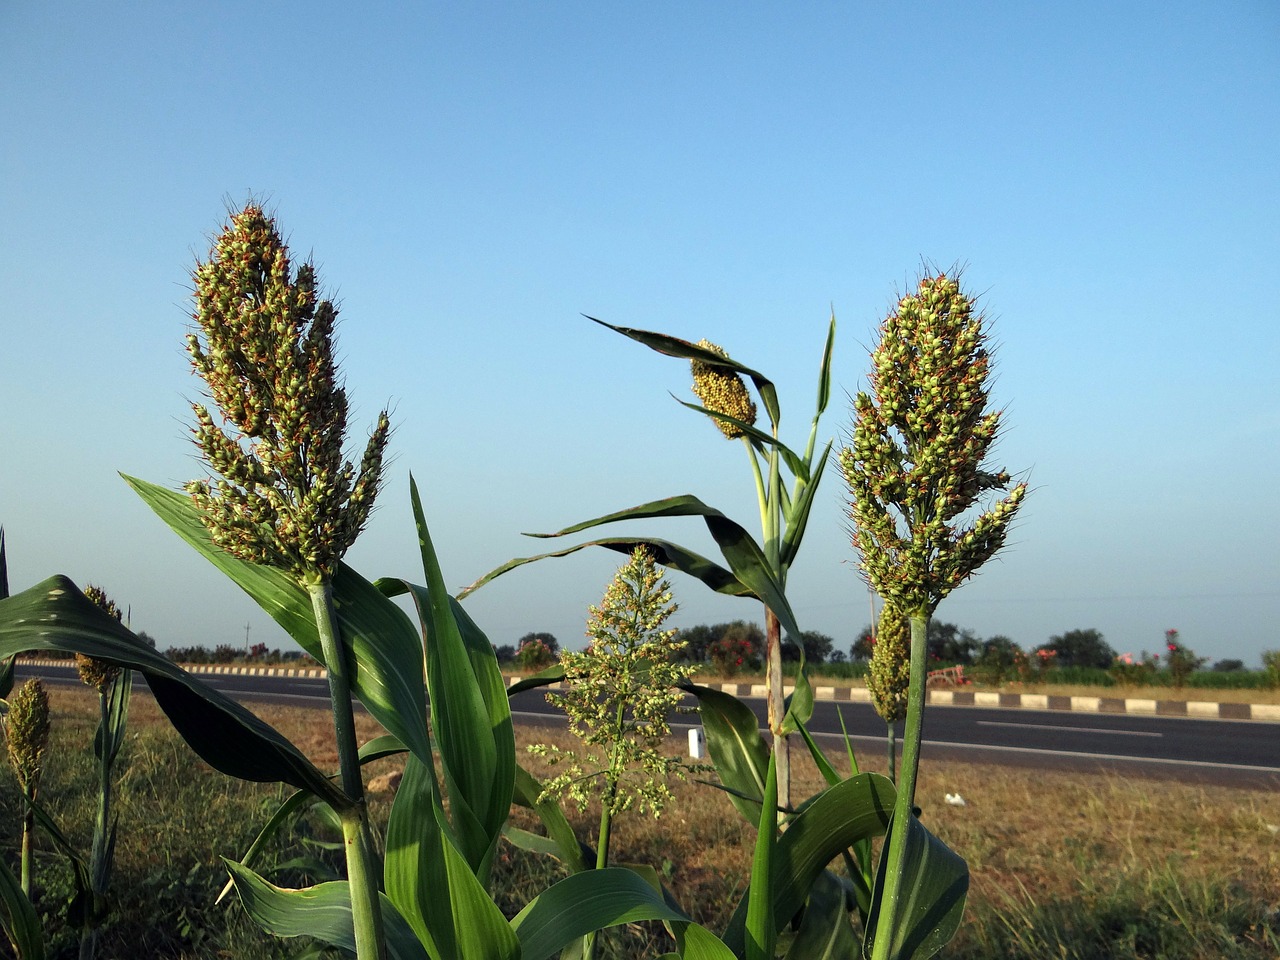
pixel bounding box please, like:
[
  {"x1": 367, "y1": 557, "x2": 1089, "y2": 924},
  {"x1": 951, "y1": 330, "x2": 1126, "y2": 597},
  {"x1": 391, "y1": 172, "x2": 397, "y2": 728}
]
[
  {"x1": 0, "y1": 855, "x2": 43, "y2": 960},
  {"x1": 864, "y1": 814, "x2": 968, "y2": 960},
  {"x1": 217, "y1": 789, "x2": 316, "y2": 905},
  {"x1": 95, "y1": 669, "x2": 132, "y2": 766},
  {"x1": 779, "y1": 667, "x2": 814, "y2": 737},
  {"x1": 124, "y1": 475, "x2": 432, "y2": 767},
  {"x1": 815, "y1": 312, "x2": 836, "y2": 418},
  {"x1": 783, "y1": 869, "x2": 859, "y2": 960},
  {"x1": 672, "y1": 923, "x2": 738, "y2": 960},
  {"x1": 224, "y1": 861, "x2": 429, "y2": 960},
  {"x1": 384, "y1": 755, "x2": 520, "y2": 960},
  {"x1": 673, "y1": 398, "x2": 808, "y2": 479},
  {"x1": 0, "y1": 577, "x2": 347, "y2": 810},
  {"x1": 503, "y1": 493, "x2": 803, "y2": 641},
  {"x1": 511, "y1": 867, "x2": 690, "y2": 960},
  {"x1": 681, "y1": 682, "x2": 769, "y2": 824},
  {"x1": 587, "y1": 316, "x2": 782, "y2": 428},
  {"x1": 744, "y1": 753, "x2": 778, "y2": 960},
  {"x1": 503, "y1": 664, "x2": 567, "y2": 696},
  {"x1": 459, "y1": 535, "x2": 749, "y2": 601},
  {"x1": 377, "y1": 474, "x2": 515, "y2": 877},
  {"x1": 779, "y1": 440, "x2": 832, "y2": 573},
  {"x1": 722, "y1": 772, "x2": 896, "y2": 955},
  {"x1": 511, "y1": 762, "x2": 590, "y2": 873}
]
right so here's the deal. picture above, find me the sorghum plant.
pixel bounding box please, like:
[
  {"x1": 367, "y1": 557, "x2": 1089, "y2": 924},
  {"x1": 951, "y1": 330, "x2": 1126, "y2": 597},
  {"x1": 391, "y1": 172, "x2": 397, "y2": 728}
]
[
  {"x1": 465, "y1": 316, "x2": 836, "y2": 809},
  {"x1": 185, "y1": 203, "x2": 391, "y2": 959},
  {"x1": 77, "y1": 585, "x2": 132, "y2": 960},
  {"x1": 841, "y1": 270, "x2": 1026, "y2": 960},
  {"x1": 532, "y1": 547, "x2": 694, "y2": 959},
  {"x1": 5, "y1": 679, "x2": 50, "y2": 897},
  {"x1": 534, "y1": 547, "x2": 693, "y2": 847}
]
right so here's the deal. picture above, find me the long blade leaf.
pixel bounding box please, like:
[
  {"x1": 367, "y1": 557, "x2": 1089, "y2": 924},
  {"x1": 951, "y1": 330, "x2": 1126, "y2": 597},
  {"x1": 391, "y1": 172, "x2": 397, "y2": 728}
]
[
  {"x1": 0, "y1": 856, "x2": 43, "y2": 960},
  {"x1": 864, "y1": 814, "x2": 968, "y2": 960},
  {"x1": 587, "y1": 316, "x2": 782, "y2": 427},
  {"x1": 124, "y1": 475, "x2": 432, "y2": 766},
  {"x1": 0, "y1": 577, "x2": 346, "y2": 809},
  {"x1": 459, "y1": 535, "x2": 749, "y2": 601},
  {"x1": 510, "y1": 867, "x2": 690, "y2": 960},
  {"x1": 224, "y1": 862, "x2": 429, "y2": 960},
  {"x1": 681, "y1": 682, "x2": 769, "y2": 824}
]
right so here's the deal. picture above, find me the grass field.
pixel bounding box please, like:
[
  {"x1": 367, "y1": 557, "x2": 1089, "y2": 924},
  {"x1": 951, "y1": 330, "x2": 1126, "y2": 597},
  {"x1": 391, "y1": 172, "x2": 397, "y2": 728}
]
[{"x1": 3, "y1": 685, "x2": 1278, "y2": 959}]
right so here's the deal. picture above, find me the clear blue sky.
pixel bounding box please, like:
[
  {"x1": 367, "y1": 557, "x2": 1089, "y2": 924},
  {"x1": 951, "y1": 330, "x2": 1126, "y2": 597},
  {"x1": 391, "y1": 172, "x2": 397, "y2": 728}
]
[{"x1": 2, "y1": 2, "x2": 1277, "y2": 665}]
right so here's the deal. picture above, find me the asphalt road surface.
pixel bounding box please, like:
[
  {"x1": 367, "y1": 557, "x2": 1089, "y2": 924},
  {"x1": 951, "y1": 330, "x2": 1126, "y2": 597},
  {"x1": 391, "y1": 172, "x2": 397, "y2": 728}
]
[{"x1": 16, "y1": 663, "x2": 1280, "y2": 789}]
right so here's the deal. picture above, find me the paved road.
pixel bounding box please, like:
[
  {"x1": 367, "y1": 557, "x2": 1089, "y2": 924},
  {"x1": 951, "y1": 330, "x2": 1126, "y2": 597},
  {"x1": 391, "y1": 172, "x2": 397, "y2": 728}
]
[{"x1": 18, "y1": 664, "x2": 1280, "y2": 789}]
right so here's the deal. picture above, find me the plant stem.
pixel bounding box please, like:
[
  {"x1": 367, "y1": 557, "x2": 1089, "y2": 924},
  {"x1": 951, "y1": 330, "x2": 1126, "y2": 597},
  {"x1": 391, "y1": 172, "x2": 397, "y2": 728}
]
[
  {"x1": 870, "y1": 611, "x2": 930, "y2": 960},
  {"x1": 886, "y1": 721, "x2": 896, "y2": 784},
  {"x1": 20, "y1": 795, "x2": 34, "y2": 897},
  {"x1": 81, "y1": 690, "x2": 112, "y2": 960},
  {"x1": 309, "y1": 581, "x2": 386, "y2": 960},
  {"x1": 764, "y1": 607, "x2": 790, "y2": 814}
]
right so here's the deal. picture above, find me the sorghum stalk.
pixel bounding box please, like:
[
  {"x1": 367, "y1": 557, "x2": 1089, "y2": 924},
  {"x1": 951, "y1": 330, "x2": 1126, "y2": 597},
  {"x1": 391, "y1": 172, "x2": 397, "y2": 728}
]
[
  {"x1": 7, "y1": 678, "x2": 50, "y2": 897},
  {"x1": 186, "y1": 204, "x2": 390, "y2": 960},
  {"x1": 841, "y1": 271, "x2": 1025, "y2": 960}
]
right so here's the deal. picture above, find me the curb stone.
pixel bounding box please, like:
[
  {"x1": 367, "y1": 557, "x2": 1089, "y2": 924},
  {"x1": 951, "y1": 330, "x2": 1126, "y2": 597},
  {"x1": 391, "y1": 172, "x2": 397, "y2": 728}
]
[{"x1": 17, "y1": 661, "x2": 1277, "y2": 722}]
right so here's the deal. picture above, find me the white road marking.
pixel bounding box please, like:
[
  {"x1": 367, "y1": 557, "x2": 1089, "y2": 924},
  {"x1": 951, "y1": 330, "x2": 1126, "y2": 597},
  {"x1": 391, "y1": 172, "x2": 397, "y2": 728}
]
[{"x1": 976, "y1": 720, "x2": 1162, "y2": 737}]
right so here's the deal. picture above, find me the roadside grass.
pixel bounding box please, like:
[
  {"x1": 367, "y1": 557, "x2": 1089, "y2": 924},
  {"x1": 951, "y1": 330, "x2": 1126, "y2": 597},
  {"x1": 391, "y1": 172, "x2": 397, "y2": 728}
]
[{"x1": 5, "y1": 686, "x2": 1278, "y2": 958}]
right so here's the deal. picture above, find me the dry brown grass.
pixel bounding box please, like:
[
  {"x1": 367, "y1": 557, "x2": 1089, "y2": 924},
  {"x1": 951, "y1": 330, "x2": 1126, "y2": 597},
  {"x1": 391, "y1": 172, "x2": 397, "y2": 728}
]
[{"x1": 38, "y1": 685, "x2": 1280, "y2": 957}]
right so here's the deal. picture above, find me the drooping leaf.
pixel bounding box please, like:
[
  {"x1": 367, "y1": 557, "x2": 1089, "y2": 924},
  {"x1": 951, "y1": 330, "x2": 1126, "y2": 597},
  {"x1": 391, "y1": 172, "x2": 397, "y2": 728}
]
[
  {"x1": 224, "y1": 861, "x2": 429, "y2": 960},
  {"x1": 510, "y1": 867, "x2": 690, "y2": 960},
  {"x1": 681, "y1": 682, "x2": 769, "y2": 823},
  {"x1": 0, "y1": 577, "x2": 347, "y2": 809},
  {"x1": 722, "y1": 772, "x2": 896, "y2": 955},
  {"x1": 459, "y1": 535, "x2": 749, "y2": 601},
  {"x1": 124, "y1": 475, "x2": 432, "y2": 766},
  {"x1": 383, "y1": 755, "x2": 519, "y2": 960},
  {"x1": 503, "y1": 663, "x2": 567, "y2": 696},
  {"x1": 673, "y1": 398, "x2": 808, "y2": 479},
  {"x1": 0, "y1": 855, "x2": 43, "y2": 960},
  {"x1": 501, "y1": 494, "x2": 802, "y2": 640},
  {"x1": 864, "y1": 813, "x2": 968, "y2": 960},
  {"x1": 586, "y1": 316, "x2": 782, "y2": 428}
]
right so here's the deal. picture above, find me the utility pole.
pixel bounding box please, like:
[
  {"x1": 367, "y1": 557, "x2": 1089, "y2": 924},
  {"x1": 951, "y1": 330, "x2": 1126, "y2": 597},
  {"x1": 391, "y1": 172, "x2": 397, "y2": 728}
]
[{"x1": 244, "y1": 622, "x2": 251, "y2": 656}]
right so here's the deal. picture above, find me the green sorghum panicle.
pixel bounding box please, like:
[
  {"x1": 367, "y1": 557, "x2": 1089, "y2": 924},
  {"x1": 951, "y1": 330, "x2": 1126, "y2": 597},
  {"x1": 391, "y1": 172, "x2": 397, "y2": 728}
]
[
  {"x1": 840, "y1": 272, "x2": 1026, "y2": 614},
  {"x1": 691, "y1": 340, "x2": 757, "y2": 439},
  {"x1": 184, "y1": 204, "x2": 390, "y2": 583},
  {"x1": 6, "y1": 678, "x2": 51, "y2": 795},
  {"x1": 532, "y1": 546, "x2": 694, "y2": 817},
  {"x1": 868, "y1": 602, "x2": 910, "y2": 724},
  {"x1": 78, "y1": 584, "x2": 122, "y2": 691}
]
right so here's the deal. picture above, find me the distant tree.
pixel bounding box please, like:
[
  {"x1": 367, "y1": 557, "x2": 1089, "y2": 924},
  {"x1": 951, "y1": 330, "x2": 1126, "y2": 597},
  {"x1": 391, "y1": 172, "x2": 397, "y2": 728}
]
[
  {"x1": 927, "y1": 621, "x2": 979, "y2": 665},
  {"x1": 719, "y1": 621, "x2": 764, "y2": 663},
  {"x1": 1211, "y1": 658, "x2": 1244, "y2": 672},
  {"x1": 972, "y1": 635, "x2": 1023, "y2": 684},
  {"x1": 674, "y1": 624, "x2": 718, "y2": 663},
  {"x1": 785, "y1": 630, "x2": 834, "y2": 663},
  {"x1": 134, "y1": 630, "x2": 158, "y2": 649},
  {"x1": 851, "y1": 624, "x2": 875, "y2": 661},
  {"x1": 518, "y1": 632, "x2": 559, "y2": 655},
  {"x1": 1038, "y1": 628, "x2": 1115, "y2": 669},
  {"x1": 492, "y1": 644, "x2": 517, "y2": 664},
  {"x1": 828, "y1": 649, "x2": 847, "y2": 664}
]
